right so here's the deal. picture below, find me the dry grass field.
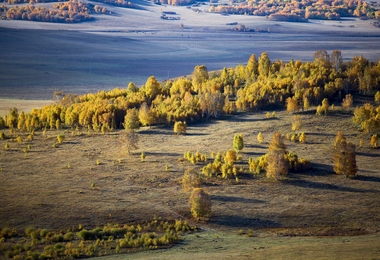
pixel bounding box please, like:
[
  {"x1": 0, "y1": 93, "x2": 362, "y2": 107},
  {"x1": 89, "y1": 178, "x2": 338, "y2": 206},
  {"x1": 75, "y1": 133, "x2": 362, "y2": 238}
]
[
  {"x1": 1, "y1": 103, "x2": 380, "y2": 258},
  {"x1": 1, "y1": 0, "x2": 380, "y2": 99}
]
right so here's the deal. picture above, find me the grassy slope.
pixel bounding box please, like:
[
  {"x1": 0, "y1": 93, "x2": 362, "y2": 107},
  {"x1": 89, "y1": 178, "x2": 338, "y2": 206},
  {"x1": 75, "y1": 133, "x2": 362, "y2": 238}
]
[{"x1": 0, "y1": 104, "x2": 380, "y2": 258}]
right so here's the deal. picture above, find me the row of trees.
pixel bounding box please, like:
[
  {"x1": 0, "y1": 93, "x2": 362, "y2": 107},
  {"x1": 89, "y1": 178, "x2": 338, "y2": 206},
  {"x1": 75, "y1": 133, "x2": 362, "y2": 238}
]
[
  {"x1": 0, "y1": 51, "x2": 379, "y2": 135},
  {"x1": 3, "y1": 0, "x2": 93, "y2": 22},
  {"x1": 209, "y1": 0, "x2": 380, "y2": 21}
]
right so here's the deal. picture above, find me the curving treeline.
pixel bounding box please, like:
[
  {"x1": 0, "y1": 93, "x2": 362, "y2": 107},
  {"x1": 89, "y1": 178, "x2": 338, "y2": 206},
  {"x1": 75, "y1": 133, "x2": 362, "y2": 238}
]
[{"x1": 0, "y1": 51, "x2": 379, "y2": 134}]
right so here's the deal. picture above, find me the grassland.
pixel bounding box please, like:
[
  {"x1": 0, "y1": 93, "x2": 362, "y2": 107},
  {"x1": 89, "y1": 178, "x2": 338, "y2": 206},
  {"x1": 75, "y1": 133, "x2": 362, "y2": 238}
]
[
  {"x1": 1, "y1": 0, "x2": 380, "y2": 99},
  {"x1": 1, "y1": 103, "x2": 380, "y2": 258}
]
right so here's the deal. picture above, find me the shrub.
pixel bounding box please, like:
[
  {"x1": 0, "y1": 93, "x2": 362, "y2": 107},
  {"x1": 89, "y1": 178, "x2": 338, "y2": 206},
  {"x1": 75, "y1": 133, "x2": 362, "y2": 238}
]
[
  {"x1": 299, "y1": 132, "x2": 306, "y2": 143},
  {"x1": 341, "y1": 94, "x2": 353, "y2": 110},
  {"x1": 0, "y1": 132, "x2": 5, "y2": 139},
  {"x1": 257, "y1": 132, "x2": 264, "y2": 144},
  {"x1": 224, "y1": 149, "x2": 237, "y2": 166},
  {"x1": 189, "y1": 188, "x2": 212, "y2": 219},
  {"x1": 370, "y1": 134, "x2": 378, "y2": 148},
  {"x1": 57, "y1": 134, "x2": 65, "y2": 144},
  {"x1": 141, "y1": 152, "x2": 146, "y2": 162},
  {"x1": 174, "y1": 121, "x2": 187, "y2": 134},
  {"x1": 233, "y1": 134, "x2": 244, "y2": 152}
]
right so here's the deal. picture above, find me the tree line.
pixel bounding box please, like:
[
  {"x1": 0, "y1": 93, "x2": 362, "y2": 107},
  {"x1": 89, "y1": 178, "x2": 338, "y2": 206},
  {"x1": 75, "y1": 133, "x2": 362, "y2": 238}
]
[
  {"x1": 0, "y1": 50, "x2": 379, "y2": 136},
  {"x1": 209, "y1": 0, "x2": 380, "y2": 22},
  {"x1": 2, "y1": 0, "x2": 93, "y2": 23}
]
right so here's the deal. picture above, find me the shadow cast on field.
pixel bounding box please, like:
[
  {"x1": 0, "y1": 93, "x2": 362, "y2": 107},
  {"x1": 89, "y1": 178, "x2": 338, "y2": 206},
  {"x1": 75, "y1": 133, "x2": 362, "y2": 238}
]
[
  {"x1": 356, "y1": 151, "x2": 380, "y2": 158},
  {"x1": 308, "y1": 162, "x2": 334, "y2": 176},
  {"x1": 244, "y1": 144, "x2": 267, "y2": 149},
  {"x1": 243, "y1": 151, "x2": 266, "y2": 157},
  {"x1": 144, "y1": 151, "x2": 182, "y2": 157},
  {"x1": 138, "y1": 129, "x2": 172, "y2": 135},
  {"x1": 286, "y1": 179, "x2": 376, "y2": 193},
  {"x1": 210, "y1": 215, "x2": 280, "y2": 229},
  {"x1": 227, "y1": 116, "x2": 279, "y2": 123},
  {"x1": 211, "y1": 195, "x2": 265, "y2": 204},
  {"x1": 356, "y1": 175, "x2": 380, "y2": 183}
]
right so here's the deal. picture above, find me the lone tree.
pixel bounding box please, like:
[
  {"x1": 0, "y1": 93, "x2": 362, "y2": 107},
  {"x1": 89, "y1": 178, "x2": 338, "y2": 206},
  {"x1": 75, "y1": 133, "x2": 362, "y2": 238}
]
[
  {"x1": 266, "y1": 132, "x2": 288, "y2": 179},
  {"x1": 291, "y1": 115, "x2": 302, "y2": 132},
  {"x1": 233, "y1": 134, "x2": 244, "y2": 153},
  {"x1": 189, "y1": 188, "x2": 212, "y2": 219},
  {"x1": 119, "y1": 129, "x2": 139, "y2": 155},
  {"x1": 332, "y1": 132, "x2": 357, "y2": 178}
]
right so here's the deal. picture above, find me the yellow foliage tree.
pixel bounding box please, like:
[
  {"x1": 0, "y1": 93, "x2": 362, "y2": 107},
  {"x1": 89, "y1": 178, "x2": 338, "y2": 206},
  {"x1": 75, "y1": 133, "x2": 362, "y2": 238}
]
[
  {"x1": 286, "y1": 97, "x2": 299, "y2": 113},
  {"x1": 291, "y1": 115, "x2": 302, "y2": 132},
  {"x1": 257, "y1": 132, "x2": 264, "y2": 144},
  {"x1": 233, "y1": 134, "x2": 244, "y2": 153},
  {"x1": 224, "y1": 149, "x2": 237, "y2": 166},
  {"x1": 138, "y1": 102, "x2": 155, "y2": 127},
  {"x1": 341, "y1": 94, "x2": 353, "y2": 110},
  {"x1": 182, "y1": 168, "x2": 202, "y2": 192},
  {"x1": 332, "y1": 134, "x2": 357, "y2": 178},
  {"x1": 266, "y1": 132, "x2": 288, "y2": 179},
  {"x1": 174, "y1": 121, "x2": 187, "y2": 134},
  {"x1": 370, "y1": 134, "x2": 378, "y2": 148},
  {"x1": 189, "y1": 188, "x2": 212, "y2": 219}
]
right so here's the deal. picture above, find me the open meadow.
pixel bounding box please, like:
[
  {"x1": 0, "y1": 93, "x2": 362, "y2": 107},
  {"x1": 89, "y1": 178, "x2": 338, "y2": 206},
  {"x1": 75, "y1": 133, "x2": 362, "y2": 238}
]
[
  {"x1": 1, "y1": 0, "x2": 380, "y2": 99},
  {"x1": 1, "y1": 106, "x2": 380, "y2": 259}
]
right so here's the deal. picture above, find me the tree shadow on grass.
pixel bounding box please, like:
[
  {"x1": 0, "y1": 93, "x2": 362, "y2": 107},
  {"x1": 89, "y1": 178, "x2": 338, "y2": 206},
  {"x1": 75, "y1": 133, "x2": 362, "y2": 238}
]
[
  {"x1": 138, "y1": 129, "x2": 172, "y2": 135},
  {"x1": 210, "y1": 214, "x2": 281, "y2": 229},
  {"x1": 144, "y1": 151, "x2": 182, "y2": 157},
  {"x1": 227, "y1": 116, "x2": 279, "y2": 123},
  {"x1": 356, "y1": 151, "x2": 380, "y2": 158},
  {"x1": 285, "y1": 179, "x2": 377, "y2": 193},
  {"x1": 307, "y1": 162, "x2": 334, "y2": 176},
  {"x1": 210, "y1": 195, "x2": 266, "y2": 204},
  {"x1": 355, "y1": 175, "x2": 380, "y2": 183}
]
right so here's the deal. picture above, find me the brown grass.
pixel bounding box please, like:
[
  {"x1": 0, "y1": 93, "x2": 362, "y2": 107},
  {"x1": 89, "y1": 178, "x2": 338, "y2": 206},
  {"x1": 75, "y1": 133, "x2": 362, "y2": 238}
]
[{"x1": 1, "y1": 105, "x2": 379, "y2": 248}]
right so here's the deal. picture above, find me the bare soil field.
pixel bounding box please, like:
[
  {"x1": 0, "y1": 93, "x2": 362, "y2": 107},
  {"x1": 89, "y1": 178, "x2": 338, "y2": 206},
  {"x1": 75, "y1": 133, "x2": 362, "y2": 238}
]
[
  {"x1": 1, "y1": 0, "x2": 380, "y2": 99},
  {"x1": 1, "y1": 105, "x2": 380, "y2": 258}
]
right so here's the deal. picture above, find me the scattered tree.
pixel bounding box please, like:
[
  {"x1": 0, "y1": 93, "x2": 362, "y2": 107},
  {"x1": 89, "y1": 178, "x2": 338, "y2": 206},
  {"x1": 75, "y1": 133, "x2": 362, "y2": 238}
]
[
  {"x1": 174, "y1": 121, "x2": 187, "y2": 134},
  {"x1": 233, "y1": 134, "x2": 244, "y2": 153},
  {"x1": 332, "y1": 132, "x2": 357, "y2": 178},
  {"x1": 299, "y1": 132, "x2": 306, "y2": 143},
  {"x1": 257, "y1": 132, "x2": 264, "y2": 144},
  {"x1": 120, "y1": 129, "x2": 139, "y2": 155},
  {"x1": 189, "y1": 188, "x2": 212, "y2": 219},
  {"x1": 57, "y1": 134, "x2": 65, "y2": 144},
  {"x1": 341, "y1": 94, "x2": 353, "y2": 110},
  {"x1": 266, "y1": 132, "x2": 288, "y2": 179},
  {"x1": 370, "y1": 134, "x2": 378, "y2": 148},
  {"x1": 182, "y1": 168, "x2": 202, "y2": 192},
  {"x1": 291, "y1": 115, "x2": 302, "y2": 132}
]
